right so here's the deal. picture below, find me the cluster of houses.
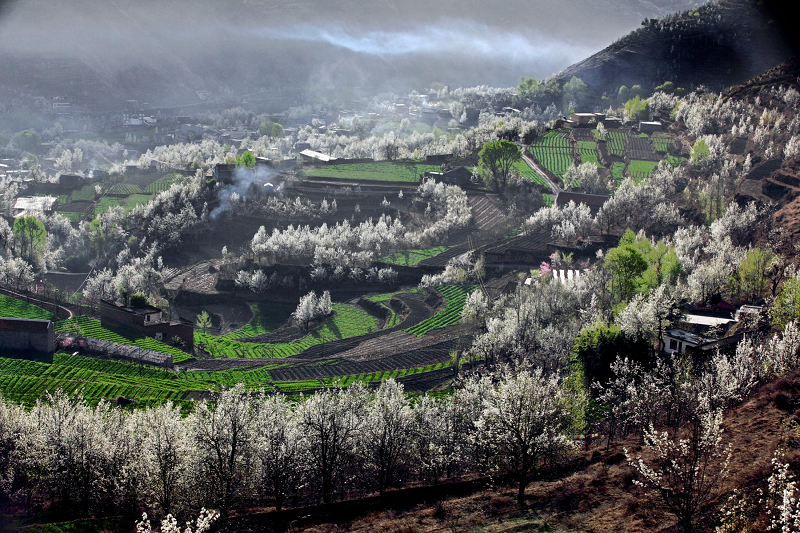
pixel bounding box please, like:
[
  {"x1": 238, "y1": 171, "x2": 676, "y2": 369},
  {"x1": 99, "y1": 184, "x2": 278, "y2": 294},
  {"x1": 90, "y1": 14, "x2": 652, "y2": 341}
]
[{"x1": 556, "y1": 112, "x2": 663, "y2": 134}]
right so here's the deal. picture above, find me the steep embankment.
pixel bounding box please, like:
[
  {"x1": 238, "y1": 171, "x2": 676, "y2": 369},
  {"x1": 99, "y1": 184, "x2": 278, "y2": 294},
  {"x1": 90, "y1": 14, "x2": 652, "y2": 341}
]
[{"x1": 554, "y1": 0, "x2": 795, "y2": 99}]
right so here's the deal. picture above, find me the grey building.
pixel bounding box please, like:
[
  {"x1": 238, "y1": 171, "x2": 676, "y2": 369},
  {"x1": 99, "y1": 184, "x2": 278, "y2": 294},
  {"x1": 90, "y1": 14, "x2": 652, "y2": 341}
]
[{"x1": 0, "y1": 317, "x2": 55, "y2": 353}]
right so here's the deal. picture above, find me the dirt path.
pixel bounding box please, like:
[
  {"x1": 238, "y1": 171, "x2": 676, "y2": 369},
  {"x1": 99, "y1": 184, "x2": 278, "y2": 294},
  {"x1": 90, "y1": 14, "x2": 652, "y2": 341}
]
[{"x1": 521, "y1": 148, "x2": 560, "y2": 194}]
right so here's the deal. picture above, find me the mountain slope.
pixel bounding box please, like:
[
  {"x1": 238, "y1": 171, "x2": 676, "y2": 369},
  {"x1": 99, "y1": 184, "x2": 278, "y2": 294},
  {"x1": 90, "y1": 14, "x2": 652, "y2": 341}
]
[{"x1": 554, "y1": 0, "x2": 796, "y2": 99}]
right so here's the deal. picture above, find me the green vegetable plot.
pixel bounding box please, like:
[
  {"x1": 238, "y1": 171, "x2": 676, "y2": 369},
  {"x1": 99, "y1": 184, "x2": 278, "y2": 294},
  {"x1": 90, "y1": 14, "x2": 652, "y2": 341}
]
[
  {"x1": 379, "y1": 246, "x2": 450, "y2": 266},
  {"x1": 196, "y1": 303, "x2": 380, "y2": 359},
  {"x1": 530, "y1": 131, "x2": 573, "y2": 183},
  {"x1": 0, "y1": 295, "x2": 53, "y2": 320},
  {"x1": 406, "y1": 285, "x2": 475, "y2": 336}
]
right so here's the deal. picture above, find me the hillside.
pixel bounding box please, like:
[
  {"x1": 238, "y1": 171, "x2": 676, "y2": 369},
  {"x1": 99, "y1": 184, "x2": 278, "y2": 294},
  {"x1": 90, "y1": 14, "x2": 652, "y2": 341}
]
[{"x1": 555, "y1": 0, "x2": 796, "y2": 100}]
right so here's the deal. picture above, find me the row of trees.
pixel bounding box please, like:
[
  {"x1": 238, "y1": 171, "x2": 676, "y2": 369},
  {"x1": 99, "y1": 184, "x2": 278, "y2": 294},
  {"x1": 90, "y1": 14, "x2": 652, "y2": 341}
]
[{"x1": 0, "y1": 374, "x2": 579, "y2": 519}]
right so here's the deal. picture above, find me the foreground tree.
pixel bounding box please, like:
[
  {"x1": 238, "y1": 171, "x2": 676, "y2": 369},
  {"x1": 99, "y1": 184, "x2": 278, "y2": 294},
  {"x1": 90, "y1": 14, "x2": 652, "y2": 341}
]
[
  {"x1": 364, "y1": 380, "x2": 414, "y2": 494},
  {"x1": 193, "y1": 385, "x2": 258, "y2": 515},
  {"x1": 298, "y1": 385, "x2": 367, "y2": 504},
  {"x1": 625, "y1": 406, "x2": 731, "y2": 533},
  {"x1": 478, "y1": 140, "x2": 521, "y2": 191},
  {"x1": 474, "y1": 369, "x2": 576, "y2": 507},
  {"x1": 255, "y1": 395, "x2": 304, "y2": 512}
]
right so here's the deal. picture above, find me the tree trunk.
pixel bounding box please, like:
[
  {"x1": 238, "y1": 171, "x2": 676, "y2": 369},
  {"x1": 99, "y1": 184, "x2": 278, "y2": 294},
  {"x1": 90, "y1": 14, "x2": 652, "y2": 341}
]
[{"x1": 517, "y1": 478, "x2": 527, "y2": 508}]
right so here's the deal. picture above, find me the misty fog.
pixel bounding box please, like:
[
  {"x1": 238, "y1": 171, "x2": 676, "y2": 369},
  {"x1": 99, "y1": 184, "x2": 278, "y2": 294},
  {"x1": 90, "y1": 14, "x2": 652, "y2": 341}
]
[{"x1": 0, "y1": 0, "x2": 702, "y2": 106}]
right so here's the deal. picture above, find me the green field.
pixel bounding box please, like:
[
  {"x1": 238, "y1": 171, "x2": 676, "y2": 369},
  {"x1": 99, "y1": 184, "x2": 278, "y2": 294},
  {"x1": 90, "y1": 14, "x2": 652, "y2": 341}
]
[
  {"x1": 221, "y1": 302, "x2": 295, "y2": 339},
  {"x1": 379, "y1": 246, "x2": 451, "y2": 266},
  {"x1": 95, "y1": 194, "x2": 153, "y2": 215},
  {"x1": 577, "y1": 141, "x2": 602, "y2": 167},
  {"x1": 0, "y1": 295, "x2": 53, "y2": 320},
  {"x1": 530, "y1": 131, "x2": 573, "y2": 183},
  {"x1": 107, "y1": 183, "x2": 143, "y2": 195},
  {"x1": 365, "y1": 288, "x2": 420, "y2": 303},
  {"x1": 56, "y1": 316, "x2": 193, "y2": 363},
  {"x1": 303, "y1": 161, "x2": 440, "y2": 183},
  {"x1": 611, "y1": 162, "x2": 626, "y2": 182},
  {"x1": 406, "y1": 285, "x2": 476, "y2": 337},
  {"x1": 512, "y1": 159, "x2": 549, "y2": 187},
  {"x1": 196, "y1": 302, "x2": 381, "y2": 359},
  {"x1": 653, "y1": 136, "x2": 674, "y2": 152},
  {"x1": 627, "y1": 160, "x2": 660, "y2": 182},
  {"x1": 145, "y1": 173, "x2": 184, "y2": 194},
  {"x1": 606, "y1": 131, "x2": 626, "y2": 158},
  {"x1": 71, "y1": 184, "x2": 97, "y2": 202}
]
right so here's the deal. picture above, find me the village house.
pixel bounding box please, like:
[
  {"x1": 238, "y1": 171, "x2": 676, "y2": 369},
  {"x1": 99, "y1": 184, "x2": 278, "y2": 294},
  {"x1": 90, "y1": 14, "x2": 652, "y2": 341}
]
[
  {"x1": 12, "y1": 196, "x2": 57, "y2": 217},
  {"x1": 100, "y1": 300, "x2": 194, "y2": 351},
  {"x1": 0, "y1": 317, "x2": 54, "y2": 353}
]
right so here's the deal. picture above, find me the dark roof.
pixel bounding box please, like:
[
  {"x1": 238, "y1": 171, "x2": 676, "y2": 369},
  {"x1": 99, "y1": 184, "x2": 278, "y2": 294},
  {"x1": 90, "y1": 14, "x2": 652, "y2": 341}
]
[
  {"x1": 0, "y1": 317, "x2": 52, "y2": 332},
  {"x1": 101, "y1": 299, "x2": 162, "y2": 315},
  {"x1": 555, "y1": 191, "x2": 609, "y2": 208}
]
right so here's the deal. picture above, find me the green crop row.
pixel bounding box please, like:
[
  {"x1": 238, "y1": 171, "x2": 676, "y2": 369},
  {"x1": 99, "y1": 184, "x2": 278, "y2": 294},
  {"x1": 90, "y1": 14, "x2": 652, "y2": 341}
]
[
  {"x1": 365, "y1": 288, "x2": 420, "y2": 303},
  {"x1": 145, "y1": 174, "x2": 183, "y2": 194},
  {"x1": 607, "y1": 131, "x2": 626, "y2": 157},
  {"x1": 653, "y1": 136, "x2": 673, "y2": 152},
  {"x1": 0, "y1": 295, "x2": 53, "y2": 320},
  {"x1": 406, "y1": 285, "x2": 476, "y2": 337},
  {"x1": 70, "y1": 184, "x2": 97, "y2": 202},
  {"x1": 379, "y1": 246, "x2": 450, "y2": 266},
  {"x1": 512, "y1": 159, "x2": 549, "y2": 188},
  {"x1": 55, "y1": 316, "x2": 192, "y2": 363},
  {"x1": 196, "y1": 303, "x2": 380, "y2": 359},
  {"x1": 107, "y1": 183, "x2": 143, "y2": 195}
]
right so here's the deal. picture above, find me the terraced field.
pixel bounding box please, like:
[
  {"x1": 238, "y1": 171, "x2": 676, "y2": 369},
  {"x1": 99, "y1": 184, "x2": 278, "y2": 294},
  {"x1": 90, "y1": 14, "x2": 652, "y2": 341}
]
[
  {"x1": 107, "y1": 183, "x2": 143, "y2": 195},
  {"x1": 406, "y1": 285, "x2": 476, "y2": 337},
  {"x1": 653, "y1": 135, "x2": 674, "y2": 152},
  {"x1": 56, "y1": 316, "x2": 193, "y2": 363},
  {"x1": 627, "y1": 160, "x2": 660, "y2": 182},
  {"x1": 379, "y1": 246, "x2": 451, "y2": 266},
  {"x1": 304, "y1": 161, "x2": 440, "y2": 183},
  {"x1": 0, "y1": 294, "x2": 53, "y2": 320},
  {"x1": 530, "y1": 131, "x2": 573, "y2": 183},
  {"x1": 611, "y1": 162, "x2": 626, "y2": 182},
  {"x1": 577, "y1": 141, "x2": 602, "y2": 166},
  {"x1": 195, "y1": 302, "x2": 381, "y2": 359},
  {"x1": 145, "y1": 173, "x2": 184, "y2": 193},
  {"x1": 512, "y1": 159, "x2": 549, "y2": 187},
  {"x1": 606, "y1": 131, "x2": 627, "y2": 158}
]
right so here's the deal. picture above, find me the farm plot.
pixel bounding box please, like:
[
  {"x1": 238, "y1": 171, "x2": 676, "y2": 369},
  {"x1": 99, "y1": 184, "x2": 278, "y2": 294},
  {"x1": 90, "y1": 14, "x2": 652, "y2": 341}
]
[
  {"x1": 666, "y1": 155, "x2": 688, "y2": 168},
  {"x1": 0, "y1": 356, "x2": 195, "y2": 407},
  {"x1": 221, "y1": 302, "x2": 295, "y2": 339},
  {"x1": 530, "y1": 131, "x2": 573, "y2": 182},
  {"x1": 653, "y1": 135, "x2": 674, "y2": 153},
  {"x1": 145, "y1": 173, "x2": 184, "y2": 193},
  {"x1": 57, "y1": 200, "x2": 94, "y2": 216},
  {"x1": 196, "y1": 302, "x2": 381, "y2": 359},
  {"x1": 611, "y1": 162, "x2": 626, "y2": 182},
  {"x1": 406, "y1": 285, "x2": 475, "y2": 337},
  {"x1": 577, "y1": 141, "x2": 602, "y2": 167},
  {"x1": 55, "y1": 316, "x2": 193, "y2": 363},
  {"x1": 512, "y1": 159, "x2": 549, "y2": 187},
  {"x1": 70, "y1": 184, "x2": 97, "y2": 202},
  {"x1": 627, "y1": 135, "x2": 659, "y2": 161},
  {"x1": 107, "y1": 183, "x2": 143, "y2": 195},
  {"x1": 606, "y1": 131, "x2": 627, "y2": 158},
  {"x1": 365, "y1": 288, "x2": 420, "y2": 303},
  {"x1": 0, "y1": 295, "x2": 53, "y2": 320},
  {"x1": 379, "y1": 246, "x2": 450, "y2": 266},
  {"x1": 303, "y1": 161, "x2": 440, "y2": 183},
  {"x1": 468, "y1": 194, "x2": 506, "y2": 233},
  {"x1": 627, "y1": 160, "x2": 660, "y2": 182},
  {"x1": 95, "y1": 194, "x2": 152, "y2": 216}
]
